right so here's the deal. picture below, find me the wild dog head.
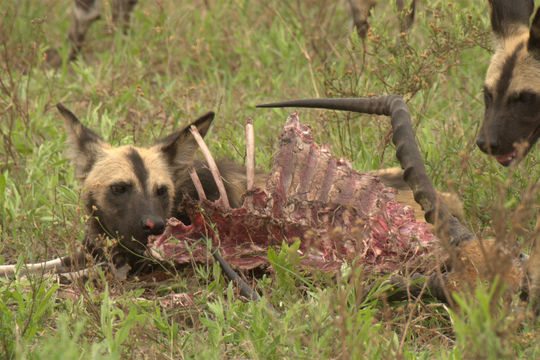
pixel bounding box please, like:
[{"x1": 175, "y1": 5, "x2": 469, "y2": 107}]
[
  {"x1": 57, "y1": 103, "x2": 213, "y2": 254},
  {"x1": 477, "y1": 0, "x2": 540, "y2": 166}
]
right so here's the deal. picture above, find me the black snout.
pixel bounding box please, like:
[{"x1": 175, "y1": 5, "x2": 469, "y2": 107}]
[
  {"x1": 141, "y1": 215, "x2": 166, "y2": 236},
  {"x1": 476, "y1": 135, "x2": 488, "y2": 153},
  {"x1": 476, "y1": 134, "x2": 500, "y2": 154}
]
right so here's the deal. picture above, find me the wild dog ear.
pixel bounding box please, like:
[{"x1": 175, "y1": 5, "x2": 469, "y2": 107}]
[
  {"x1": 152, "y1": 111, "x2": 215, "y2": 172},
  {"x1": 488, "y1": 0, "x2": 534, "y2": 38},
  {"x1": 528, "y1": 7, "x2": 540, "y2": 56},
  {"x1": 57, "y1": 103, "x2": 107, "y2": 181}
]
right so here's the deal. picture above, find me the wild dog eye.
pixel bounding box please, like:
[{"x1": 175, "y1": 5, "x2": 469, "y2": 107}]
[
  {"x1": 156, "y1": 185, "x2": 168, "y2": 197},
  {"x1": 508, "y1": 91, "x2": 536, "y2": 105},
  {"x1": 483, "y1": 87, "x2": 492, "y2": 105},
  {"x1": 110, "y1": 183, "x2": 131, "y2": 195},
  {"x1": 515, "y1": 91, "x2": 536, "y2": 104}
]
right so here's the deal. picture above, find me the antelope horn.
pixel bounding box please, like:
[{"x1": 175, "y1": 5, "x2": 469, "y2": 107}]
[{"x1": 257, "y1": 96, "x2": 475, "y2": 246}]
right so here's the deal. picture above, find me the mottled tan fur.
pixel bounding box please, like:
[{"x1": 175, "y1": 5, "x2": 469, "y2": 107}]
[{"x1": 484, "y1": 32, "x2": 540, "y2": 96}]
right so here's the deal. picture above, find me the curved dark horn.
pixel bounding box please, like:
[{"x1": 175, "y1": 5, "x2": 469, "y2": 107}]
[{"x1": 257, "y1": 96, "x2": 475, "y2": 246}]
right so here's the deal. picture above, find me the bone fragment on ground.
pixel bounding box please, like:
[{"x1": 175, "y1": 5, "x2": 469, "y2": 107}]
[{"x1": 0, "y1": 255, "x2": 74, "y2": 277}]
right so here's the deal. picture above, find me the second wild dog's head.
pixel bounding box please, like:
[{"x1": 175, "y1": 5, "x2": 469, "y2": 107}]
[
  {"x1": 477, "y1": 0, "x2": 540, "y2": 166},
  {"x1": 57, "y1": 103, "x2": 213, "y2": 253}
]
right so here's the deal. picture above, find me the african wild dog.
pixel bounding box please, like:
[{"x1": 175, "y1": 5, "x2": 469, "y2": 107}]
[
  {"x1": 56, "y1": 103, "x2": 258, "y2": 272},
  {"x1": 477, "y1": 0, "x2": 540, "y2": 166},
  {"x1": 347, "y1": 0, "x2": 416, "y2": 39},
  {"x1": 46, "y1": 0, "x2": 138, "y2": 67},
  {"x1": 477, "y1": 0, "x2": 540, "y2": 316}
]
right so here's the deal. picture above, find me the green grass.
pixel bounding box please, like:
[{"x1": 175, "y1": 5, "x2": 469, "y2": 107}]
[{"x1": 0, "y1": 0, "x2": 539, "y2": 358}]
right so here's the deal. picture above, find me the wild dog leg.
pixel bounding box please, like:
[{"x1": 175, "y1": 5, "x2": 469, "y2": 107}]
[
  {"x1": 347, "y1": 0, "x2": 377, "y2": 39},
  {"x1": 396, "y1": 0, "x2": 416, "y2": 34},
  {"x1": 46, "y1": 0, "x2": 138, "y2": 67},
  {"x1": 45, "y1": 0, "x2": 101, "y2": 67},
  {"x1": 112, "y1": 0, "x2": 138, "y2": 33},
  {"x1": 347, "y1": 0, "x2": 416, "y2": 39},
  {"x1": 67, "y1": 0, "x2": 102, "y2": 61},
  {"x1": 70, "y1": 0, "x2": 138, "y2": 59}
]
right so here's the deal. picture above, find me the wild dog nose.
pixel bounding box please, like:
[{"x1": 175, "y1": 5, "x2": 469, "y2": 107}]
[
  {"x1": 141, "y1": 216, "x2": 165, "y2": 236},
  {"x1": 476, "y1": 135, "x2": 500, "y2": 154},
  {"x1": 476, "y1": 136, "x2": 488, "y2": 153}
]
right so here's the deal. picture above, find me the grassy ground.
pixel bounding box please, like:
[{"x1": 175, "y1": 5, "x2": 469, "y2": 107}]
[{"x1": 0, "y1": 0, "x2": 539, "y2": 358}]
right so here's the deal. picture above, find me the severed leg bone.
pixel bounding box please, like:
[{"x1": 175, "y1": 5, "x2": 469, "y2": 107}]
[{"x1": 0, "y1": 250, "x2": 87, "y2": 278}]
